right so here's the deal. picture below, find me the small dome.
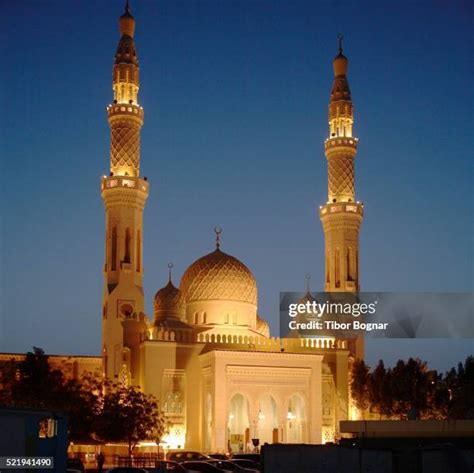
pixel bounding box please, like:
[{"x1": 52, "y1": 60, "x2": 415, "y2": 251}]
[
  {"x1": 298, "y1": 290, "x2": 318, "y2": 305},
  {"x1": 256, "y1": 315, "x2": 270, "y2": 338},
  {"x1": 153, "y1": 280, "x2": 186, "y2": 319},
  {"x1": 333, "y1": 52, "x2": 348, "y2": 77},
  {"x1": 180, "y1": 249, "x2": 257, "y2": 305}
]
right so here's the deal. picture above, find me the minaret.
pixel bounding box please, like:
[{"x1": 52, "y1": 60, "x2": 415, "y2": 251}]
[
  {"x1": 101, "y1": 2, "x2": 149, "y2": 381},
  {"x1": 320, "y1": 36, "x2": 363, "y2": 294}
]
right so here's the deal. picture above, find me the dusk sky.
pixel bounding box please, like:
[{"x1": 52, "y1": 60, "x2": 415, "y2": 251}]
[{"x1": 1, "y1": 1, "x2": 472, "y2": 371}]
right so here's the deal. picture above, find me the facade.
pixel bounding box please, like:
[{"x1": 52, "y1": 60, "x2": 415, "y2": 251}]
[{"x1": 0, "y1": 5, "x2": 365, "y2": 453}]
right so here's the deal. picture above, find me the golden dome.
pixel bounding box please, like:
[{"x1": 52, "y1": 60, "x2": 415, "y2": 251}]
[
  {"x1": 153, "y1": 280, "x2": 186, "y2": 319},
  {"x1": 180, "y1": 249, "x2": 257, "y2": 305}
]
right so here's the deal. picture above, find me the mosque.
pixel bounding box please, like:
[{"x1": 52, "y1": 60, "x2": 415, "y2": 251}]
[{"x1": 0, "y1": 4, "x2": 365, "y2": 453}]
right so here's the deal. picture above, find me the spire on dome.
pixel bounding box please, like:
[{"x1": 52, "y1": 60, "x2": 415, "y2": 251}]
[
  {"x1": 119, "y1": 0, "x2": 135, "y2": 37},
  {"x1": 337, "y1": 33, "x2": 344, "y2": 56},
  {"x1": 214, "y1": 226, "x2": 222, "y2": 250},
  {"x1": 168, "y1": 262, "x2": 174, "y2": 282},
  {"x1": 333, "y1": 34, "x2": 349, "y2": 77},
  {"x1": 305, "y1": 274, "x2": 311, "y2": 294}
]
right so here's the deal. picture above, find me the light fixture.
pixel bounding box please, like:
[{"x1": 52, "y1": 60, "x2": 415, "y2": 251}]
[
  {"x1": 258, "y1": 410, "x2": 265, "y2": 420},
  {"x1": 287, "y1": 410, "x2": 295, "y2": 420}
]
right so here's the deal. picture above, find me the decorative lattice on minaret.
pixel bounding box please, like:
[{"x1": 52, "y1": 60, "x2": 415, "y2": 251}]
[
  {"x1": 101, "y1": 1, "x2": 149, "y2": 381},
  {"x1": 107, "y1": 1, "x2": 143, "y2": 177},
  {"x1": 319, "y1": 36, "x2": 364, "y2": 293}
]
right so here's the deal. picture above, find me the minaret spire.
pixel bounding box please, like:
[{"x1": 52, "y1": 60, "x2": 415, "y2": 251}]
[
  {"x1": 319, "y1": 37, "x2": 364, "y2": 293},
  {"x1": 337, "y1": 33, "x2": 343, "y2": 55},
  {"x1": 168, "y1": 262, "x2": 174, "y2": 283}
]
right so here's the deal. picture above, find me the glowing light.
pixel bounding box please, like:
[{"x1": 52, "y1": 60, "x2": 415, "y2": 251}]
[
  {"x1": 137, "y1": 441, "x2": 158, "y2": 447},
  {"x1": 258, "y1": 409, "x2": 265, "y2": 420},
  {"x1": 287, "y1": 410, "x2": 296, "y2": 420}
]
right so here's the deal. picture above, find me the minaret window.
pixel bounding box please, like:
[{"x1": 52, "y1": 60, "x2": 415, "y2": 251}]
[
  {"x1": 136, "y1": 230, "x2": 141, "y2": 272},
  {"x1": 124, "y1": 228, "x2": 131, "y2": 263},
  {"x1": 335, "y1": 249, "x2": 341, "y2": 288},
  {"x1": 326, "y1": 252, "x2": 330, "y2": 283},
  {"x1": 111, "y1": 227, "x2": 117, "y2": 271},
  {"x1": 347, "y1": 247, "x2": 354, "y2": 282}
]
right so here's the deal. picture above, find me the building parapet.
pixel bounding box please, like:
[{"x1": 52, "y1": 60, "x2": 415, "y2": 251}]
[{"x1": 141, "y1": 329, "x2": 347, "y2": 351}]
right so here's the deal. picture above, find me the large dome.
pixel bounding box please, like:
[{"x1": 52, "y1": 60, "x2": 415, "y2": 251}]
[{"x1": 180, "y1": 249, "x2": 257, "y2": 305}]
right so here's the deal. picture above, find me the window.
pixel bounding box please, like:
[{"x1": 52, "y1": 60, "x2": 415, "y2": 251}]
[
  {"x1": 335, "y1": 249, "x2": 340, "y2": 288},
  {"x1": 111, "y1": 227, "x2": 117, "y2": 271},
  {"x1": 347, "y1": 247, "x2": 355, "y2": 281},
  {"x1": 136, "y1": 230, "x2": 141, "y2": 272},
  {"x1": 164, "y1": 392, "x2": 183, "y2": 414},
  {"x1": 124, "y1": 228, "x2": 131, "y2": 263},
  {"x1": 202, "y1": 312, "x2": 207, "y2": 324},
  {"x1": 38, "y1": 417, "x2": 57, "y2": 438}
]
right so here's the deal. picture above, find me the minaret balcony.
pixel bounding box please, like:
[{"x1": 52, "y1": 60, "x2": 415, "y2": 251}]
[
  {"x1": 107, "y1": 103, "x2": 144, "y2": 121},
  {"x1": 101, "y1": 175, "x2": 149, "y2": 193},
  {"x1": 324, "y1": 137, "x2": 358, "y2": 151},
  {"x1": 319, "y1": 201, "x2": 364, "y2": 218}
]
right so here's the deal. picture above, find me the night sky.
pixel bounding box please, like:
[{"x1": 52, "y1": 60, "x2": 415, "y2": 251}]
[{"x1": 1, "y1": 1, "x2": 472, "y2": 372}]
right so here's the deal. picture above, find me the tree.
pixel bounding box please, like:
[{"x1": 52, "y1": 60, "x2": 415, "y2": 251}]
[
  {"x1": 446, "y1": 356, "x2": 474, "y2": 419},
  {"x1": 351, "y1": 359, "x2": 369, "y2": 411},
  {"x1": 96, "y1": 383, "x2": 166, "y2": 456},
  {"x1": 368, "y1": 360, "x2": 393, "y2": 418},
  {"x1": 1, "y1": 347, "x2": 100, "y2": 444}
]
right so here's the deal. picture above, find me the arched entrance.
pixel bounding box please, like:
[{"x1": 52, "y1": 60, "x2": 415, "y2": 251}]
[
  {"x1": 256, "y1": 394, "x2": 278, "y2": 446},
  {"x1": 228, "y1": 394, "x2": 250, "y2": 453},
  {"x1": 286, "y1": 394, "x2": 306, "y2": 443}
]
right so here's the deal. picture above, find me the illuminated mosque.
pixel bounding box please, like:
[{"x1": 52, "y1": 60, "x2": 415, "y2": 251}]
[{"x1": 0, "y1": 4, "x2": 365, "y2": 452}]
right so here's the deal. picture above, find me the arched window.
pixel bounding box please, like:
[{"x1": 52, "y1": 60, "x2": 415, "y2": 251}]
[
  {"x1": 111, "y1": 227, "x2": 117, "y2": 271},
  {"x1": 335, "y1": 249, "x2": 340, "y2": 288},
  {"x1": 136, "y1": 230, "x2": 141, "y2": 272},
  {"x1": 194, "y1": 313, "x2": 198, "y2": 324},
  {"x1": 347, "y1": 247, "x2": 354, "y2": 281},
  {"x1": 124, "y1": 228, "x2": 131, "y2": 263},
  {"x1": 202, "y1": 312, "x2": 207, "y2": 324},
  {"x1": 326, "y1": 251, "x2": 330, "y2": 283}
]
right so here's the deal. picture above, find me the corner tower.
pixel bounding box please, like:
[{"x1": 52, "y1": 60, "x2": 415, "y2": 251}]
[
  {"x1": 320, "y1": 37, "x2": 363, "y2": 293},
  {"x1": 101, "y1": 2, "x2": 149, "y2": 381}
]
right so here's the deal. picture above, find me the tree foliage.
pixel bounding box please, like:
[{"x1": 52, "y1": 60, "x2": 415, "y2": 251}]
[
  {"x1": 350, "y1": 356, "x2": 474, "y2": 420},
  {"x1": 0, "y1": 347, "x2": 167, "y2": 449},
  {"x1": 350, "y1": 359, "x2": 369, "y2": 411},
  {"x1": 95, "y1": 383, "x2": 167, "y2": 455}
]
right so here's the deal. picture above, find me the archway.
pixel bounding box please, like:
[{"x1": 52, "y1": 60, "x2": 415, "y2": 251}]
[
  {"x1": 256, "y1": 394, "x2": 278, "y2": 446},
  {"x1": 286, "y1": 394, "x2": 306, "y2": 443},
  {"x1": 228, "y1": 394, "x2": 250, "y2": 453}
]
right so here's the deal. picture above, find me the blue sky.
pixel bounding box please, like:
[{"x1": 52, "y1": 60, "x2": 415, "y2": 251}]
[{"x1": 1, "y1": 0, "x2": 472, "y2": 371}]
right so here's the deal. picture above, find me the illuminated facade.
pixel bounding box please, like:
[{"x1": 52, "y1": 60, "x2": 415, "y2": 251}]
[{"x1": 0, "y1": 6, "x2": 365, "y2": 453}]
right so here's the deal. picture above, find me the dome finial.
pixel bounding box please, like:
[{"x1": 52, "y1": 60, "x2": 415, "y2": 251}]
[
  {"x1": 337, "y1": 33, "x2": 344, "y2": 55},
  {"x1": 214, "y1": 226, "x2": 222, "y2": 250},
  {"x1": 125, "y1": 0, "x2": 131, "y2": 15},
  {"x1": 305, "y1": 274, "x2": 311, "y2": 293},
  {"x1": 167, "y1": 262, "x2": 174, "y2": 282}
]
